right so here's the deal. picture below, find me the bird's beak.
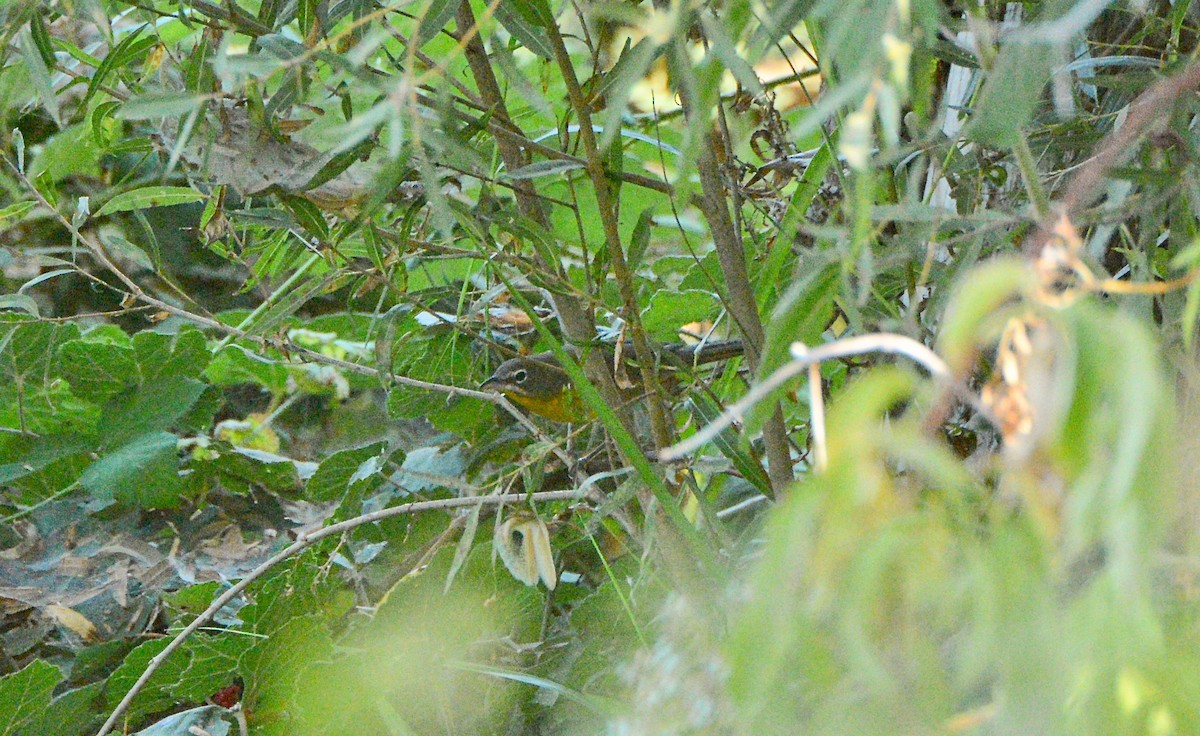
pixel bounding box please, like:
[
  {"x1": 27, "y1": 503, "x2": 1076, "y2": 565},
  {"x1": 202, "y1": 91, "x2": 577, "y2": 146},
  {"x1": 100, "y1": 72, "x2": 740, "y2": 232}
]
[{"x1": 480, "y1": 376, "x2": 500, "y2": 390}]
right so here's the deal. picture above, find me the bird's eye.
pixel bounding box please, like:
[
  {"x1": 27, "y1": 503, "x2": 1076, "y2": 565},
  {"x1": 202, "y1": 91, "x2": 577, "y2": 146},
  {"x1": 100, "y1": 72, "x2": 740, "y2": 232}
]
[{"x1": 513, "y1": 369, "x2": 528, "y2": 383}]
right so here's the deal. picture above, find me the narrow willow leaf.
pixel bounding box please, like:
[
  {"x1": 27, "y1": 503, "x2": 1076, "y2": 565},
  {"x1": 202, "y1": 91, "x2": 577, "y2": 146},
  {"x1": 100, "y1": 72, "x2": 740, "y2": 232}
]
[
  {"x1": 506, "y1": 159, "x2": 585, "y2": 180},
  {"x1": 95, "y1": 186, "x2": 205, "y2": 216},
  {"x1": 116, "y1": 91, "x2": 206, "y2": 119}
]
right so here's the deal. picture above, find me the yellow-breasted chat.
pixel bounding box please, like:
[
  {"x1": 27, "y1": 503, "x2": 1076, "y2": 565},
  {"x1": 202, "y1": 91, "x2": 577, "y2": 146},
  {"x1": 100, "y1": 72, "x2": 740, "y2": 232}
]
[{"x1": 480, "y1": 339, "x2": 745, "y2": 423}]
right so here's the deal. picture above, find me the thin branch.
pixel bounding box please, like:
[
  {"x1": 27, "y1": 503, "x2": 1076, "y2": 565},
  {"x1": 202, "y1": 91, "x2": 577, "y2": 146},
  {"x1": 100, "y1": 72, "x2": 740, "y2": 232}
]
[
  {"x1": 669, "y1": 30, "x2": 793, "y2": 492},
  {"x1": 545, "y1": 23, "x2": 674, "y2": 449},
  {"x1": 659, "y1": 333, "x2": 958, "y2": 461},
  {"x1": 1028, "y1": 58, "x2": 1200, "y2": 255},
  {"x1": 807, "y1": 362, "x2": 827, "y2": 473},
  {"x1": 451, "y1": 0, "x2": 629, "y2": 430},
  {"x1": 93, "y1": 489, "x2": 590, "y2": 736},
  {"x1": 5, "y1": 153, "x2": 586, "y2": 473}
]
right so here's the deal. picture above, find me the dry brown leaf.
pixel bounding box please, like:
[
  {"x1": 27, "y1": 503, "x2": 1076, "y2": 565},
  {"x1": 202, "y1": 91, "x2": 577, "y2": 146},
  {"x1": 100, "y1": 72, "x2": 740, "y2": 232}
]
[{"x1": 45, "y1": 603, "x2": 100, "y2": 642}]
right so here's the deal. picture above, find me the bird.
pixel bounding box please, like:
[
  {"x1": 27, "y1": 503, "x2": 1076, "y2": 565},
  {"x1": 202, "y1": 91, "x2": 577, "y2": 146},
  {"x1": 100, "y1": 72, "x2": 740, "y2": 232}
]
[{"x1": 480, "y1": 339, "x2": 745, "y2": 423}]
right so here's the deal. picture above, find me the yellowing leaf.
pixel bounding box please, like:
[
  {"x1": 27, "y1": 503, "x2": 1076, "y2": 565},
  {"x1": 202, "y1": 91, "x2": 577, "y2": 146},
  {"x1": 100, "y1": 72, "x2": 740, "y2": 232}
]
[
  {"x1": 494, "y1": 511, "x2": 556, "y2": 590},
  {"x1": 44, "y1": 604, "x2": 99, "y2": 642}
]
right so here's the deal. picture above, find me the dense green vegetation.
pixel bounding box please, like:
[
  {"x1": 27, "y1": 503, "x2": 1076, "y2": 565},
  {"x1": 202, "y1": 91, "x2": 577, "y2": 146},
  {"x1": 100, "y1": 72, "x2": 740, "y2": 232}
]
[{"x1": 2, "y1": 0, "x2": 1200, "y2": 734}]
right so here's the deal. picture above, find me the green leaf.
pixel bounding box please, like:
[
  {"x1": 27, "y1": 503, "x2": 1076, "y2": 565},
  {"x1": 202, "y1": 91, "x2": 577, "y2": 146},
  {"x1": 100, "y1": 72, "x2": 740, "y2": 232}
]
[
  {"x1": 84, "y1": 25, "x2": 153, "y2": 106},
  {"x1": 27, "y1": 15, "x2": 56, "y2": 68},
  {"x1": 98, "y1": 229, "x2": 155, "y2": 271},
  {"x1": 58, "y1": 339, "x2": 138, "y2": 402},
  {"x1": 760, "y1": 263, "x2": 840, "y2": 378},
  {"x1": 415, "y1": 0, "x2": 460, "y2": 47},
  {"x1": 936, "y1": 258, "x2": 1032, "y2": 375},
  {"x1": 204, "y1": 344, "x2": 290, "y2": 393},
  {"x1": 21, "y1": 27, "x2": 59, "y2": 126},
  {"x1": 494, "y1": 2, "x2": 553, "y2": 58},
  {"x1": 506, "y1": 159, "x2": 586, "y2": 180},
  {"x1": 0, "y1": 433, "x2": 93, "y2": 485},
  {"x1": 241, "y1": 615, "x2": 336, "y2": 727},
  {"x1": 504, "y1": 0, "x2": 555, "y2": 29},
  {"x1": 116, "y1": 91, "x2": 206, "y2": 119},
  {"x1": 967, "y1": 41, "x2": 1057, "y2": 148},
  {"x1": 14, "y1": 682, "x2": 102, "y2": 736},
  {"x1": 0, "y1": 660, "x2": 62, "y2": 736},
  {"x1": 641, "y1": 289, "x2": 719, "y2": 341},
  {"x1": 0, "y1": 201, "x2": 35, "y2": 228},
  {"x1": 29, "y1": 124, "x2": 103, "y2": 183},
  {"x1": 280, "y1": 194, "x2": 329, "y2": 241},
  {"x1": 687, "y1": 393, "x2": 772, "y2": 493},
  {"x1": 306, "y1": 441, "x2": 387, "y2": 502},
  {"x1": 133, "y1": 329, "x2": 212, "y2": 383},
  {"x1": 196, "y1": 448, "x2": 303, "y2": 495},
  {"x1": 0, "y1": 295, "x2": 39, "y2": 317},
  {"x1": 79, "y1": 431, "x2": 183, "y2": 508},
  {"x1": 107, "y1": 636, "x2": 240, "y2": 724},
  {"x1": 749, "y1": 0, "x2": 819, "y2": 51},
  {"x1": 95, "y1": 186, "x2": 205, "y2": 216},
  {"x1": 1, "y1": 318, "x2": 80, "y2": 381},
  {"x1": 100, "y1": 376, "x2": 207, "y2": 447},
  {"x1": 595, "y1": 39, "x2": 661, "y2": 150}
]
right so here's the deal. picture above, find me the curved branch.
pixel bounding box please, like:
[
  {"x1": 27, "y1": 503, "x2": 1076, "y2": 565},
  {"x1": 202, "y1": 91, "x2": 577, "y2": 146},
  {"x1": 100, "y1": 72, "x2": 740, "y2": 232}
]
[{"x1": 93, "y1": 489, "x2": 591, "y2": 736}]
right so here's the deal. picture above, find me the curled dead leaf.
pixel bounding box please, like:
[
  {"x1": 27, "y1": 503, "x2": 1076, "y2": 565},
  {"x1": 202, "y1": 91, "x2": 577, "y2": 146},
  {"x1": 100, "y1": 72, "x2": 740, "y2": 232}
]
[{"x1": 494, "y1": 510, "x2": 557, "y2": 590}]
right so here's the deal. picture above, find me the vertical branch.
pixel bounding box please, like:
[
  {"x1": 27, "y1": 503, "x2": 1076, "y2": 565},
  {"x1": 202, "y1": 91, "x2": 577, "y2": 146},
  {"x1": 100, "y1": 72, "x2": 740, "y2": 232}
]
[
  {"x1": 545, "y1": 23, "x2": 675, "y2": 450},
  {"x1": 452, "y1": 0, "x2": 630, "y2": 428},
  {"x1": 672, "y1": 47, "x2": 794, "y2": 494}
]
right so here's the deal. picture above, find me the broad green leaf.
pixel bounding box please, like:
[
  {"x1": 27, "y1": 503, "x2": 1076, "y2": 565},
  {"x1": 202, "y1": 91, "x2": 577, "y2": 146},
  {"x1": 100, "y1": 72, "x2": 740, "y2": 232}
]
[
  {"x1": 0, "y1": 661, "x2": 61, "y2": 736},
  {"x1": 641, "y1": 289, "x2": 719, "y2": 341},
  {"x1": 306, "y1": 441, "x2": 387, "y2": 501},
  {"x1": 58, "y1": 339, "x2": 138, "y2": 402},
  {"x1": 107, "y1": 636, "x2": 239, "y2": 724},
  {"x1": 204, "y1": 344, "x2": 289, "y2": 393},
  {"x1": 133, "y1": 329, "x2": 212, "y2": 383},
  {"x1": 199, "y1": 448, "x2": 302, "y2": 495},
  {"x1": 14, "y1": 681, "x2": 102, "y2": 736},
  {"x1": 100, "y1": 376, "x2": 208, "y2": 447},
  {"x1": 0, "y1": 432, "x2": 93, "y2": 485},
  {"x1": 79, "y1": 431, "x2": 183, "y2": 508},
  {"x1": 1, "y1": 318, "x2": 80, "y2": 381},
  {"x1": 29, "y1": 124, "x2": 102, "y2": 182}
]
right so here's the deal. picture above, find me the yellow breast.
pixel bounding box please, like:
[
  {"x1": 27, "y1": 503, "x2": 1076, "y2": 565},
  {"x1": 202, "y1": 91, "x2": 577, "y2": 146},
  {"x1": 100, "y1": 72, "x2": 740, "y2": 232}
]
[{"x1": 505, "y1": 388, "x2": 591, "y2": 423}]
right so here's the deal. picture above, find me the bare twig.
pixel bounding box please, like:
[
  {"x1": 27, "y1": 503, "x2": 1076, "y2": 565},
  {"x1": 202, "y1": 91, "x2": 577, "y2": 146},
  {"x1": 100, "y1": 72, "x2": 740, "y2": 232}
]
[
  {"x1": 1028, "y1": 58, "x2": 1200, "y2": 255},
  {"x1": 4, "y1": 153, "x2": 583, "y2": 474},
  {"x1": 670, "y1": 33, "x2": 794, "y2": 493},
  {"x1": 807, "y1": 362, "x2": 827, "y2": 473},
  {"x1": 451, "y1": 0, "x2": 629, "y2": 429},
  {"x1": 660, "y1": 333, "x2": 955, "y2": 461},
  {"x1": 545, "y1": 23, "x2": 674, "y2": 449},
  {"x1": 93, "y1": 489, "x2": 590, "y2": 736}
]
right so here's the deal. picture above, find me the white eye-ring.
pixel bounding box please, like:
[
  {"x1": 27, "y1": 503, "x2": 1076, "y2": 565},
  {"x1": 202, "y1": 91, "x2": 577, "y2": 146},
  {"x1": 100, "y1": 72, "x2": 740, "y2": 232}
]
[{"x1": 513, "y1": 369, "x2": 528, "y2": 383}]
